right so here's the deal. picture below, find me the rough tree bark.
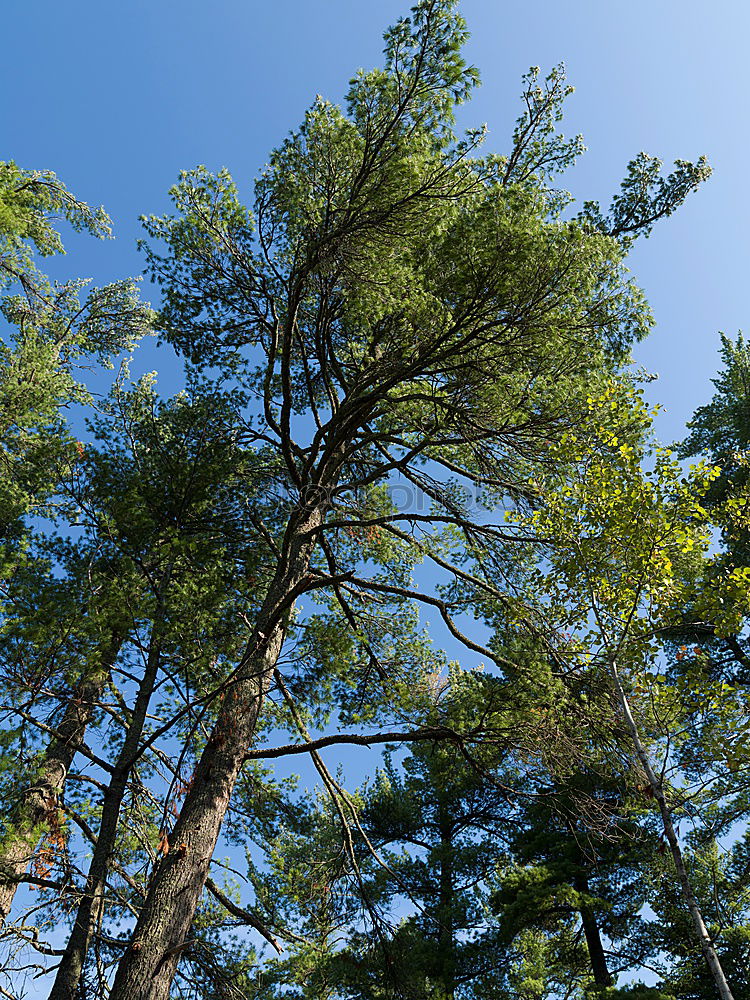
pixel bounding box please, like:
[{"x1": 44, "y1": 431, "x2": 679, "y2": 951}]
[
  {"x1": 0, "y1": 633, "x2": 124, "y2": 926},
  {"x1": 49, "y1": 623, "x2": 165, "y2": 1000},
  {"x1": 108, "y1": 501, "x2": 324, "y2": 1000}
]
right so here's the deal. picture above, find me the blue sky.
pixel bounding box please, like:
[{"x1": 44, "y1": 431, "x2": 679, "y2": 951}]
[{"x1": 4, "y1": 0, "x2": 748, "y2": 444}]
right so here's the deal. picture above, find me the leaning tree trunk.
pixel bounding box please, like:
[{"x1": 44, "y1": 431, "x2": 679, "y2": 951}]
[
  {"x1": 0, "y1": 632, "x2": 124, "y2": 926},
  {"x1": 49, "y1": 622, "x2": 165, "y2": 1000},
  {"x1": 609, "y1": 657, "x2": 736, "y2": 1000},
  {"x1": 109, "y1": 504, "x2": 323, "y2": 1000}
]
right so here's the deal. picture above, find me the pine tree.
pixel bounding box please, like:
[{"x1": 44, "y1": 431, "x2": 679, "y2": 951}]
[
  {"x1": 0, "y1": 160, "x2": 151, "y2": 940},
  {"x1": 103, "y1": 2, "x2": 710, "y2": 994}
]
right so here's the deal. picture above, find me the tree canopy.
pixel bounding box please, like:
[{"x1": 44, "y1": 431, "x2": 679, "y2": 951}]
[{"x1": 0, "y1": 3, "x2": 746, "y2": 1000}]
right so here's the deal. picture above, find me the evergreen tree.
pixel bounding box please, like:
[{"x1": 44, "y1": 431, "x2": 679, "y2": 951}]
[
  {"x1": 0, "y1": 161, "x2": 150, "y2": 545},
  {"x1": 0, "y1": 160, "x2": 151, "y2": 946},
  {"x1": 0, "y1": 3, "x2": 723, "y2": 998},
  {"x1": 493, "y1": 769, "x2": 659, "y2": 996},
  {"x1": 105, "y1": 3, "x2": 709, "y2": 994}
]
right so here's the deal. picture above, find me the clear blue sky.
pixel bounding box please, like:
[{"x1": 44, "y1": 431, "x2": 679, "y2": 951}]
[{"x1": 3, "y1": 0, "x2": 747, "y2": 436}]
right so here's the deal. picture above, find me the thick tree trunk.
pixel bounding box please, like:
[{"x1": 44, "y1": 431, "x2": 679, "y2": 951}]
[
  {"x1": 49, "y1": 625, "x2": 164, "y2": 1000},
  {"x1": 0, "y1": 633, "x2": 123, "y2": 926},
  {"x1": 109, "y1": 507, "x2": 322, "y2": 1000},
  {"x1": 573, "y1": 872, "x2": 612, "y2": 988},
  {"x1": 610, "y1": 657, "x2": 735, "y2": 1000}
]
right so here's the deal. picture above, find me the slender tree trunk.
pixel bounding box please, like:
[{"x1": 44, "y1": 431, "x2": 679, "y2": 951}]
[
  {"x1": 109, "y1": 506, "x2": 323, "y2": 1000},
  {"x1": 610, "y1": 657, "x2": 735, "y2": 1000},
  {"x1": 436, "y1": 801, "x2": 456, "y2": 1000},
  {"x1": 49, "y1": 621, "x2": 165, "y2": 1000},
  {"x1": 573, "y1": 872, "x2": 612, "y2": 988},
  {"x1": 0, "y1": 632, "x2": 124, "y2": 926}
]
